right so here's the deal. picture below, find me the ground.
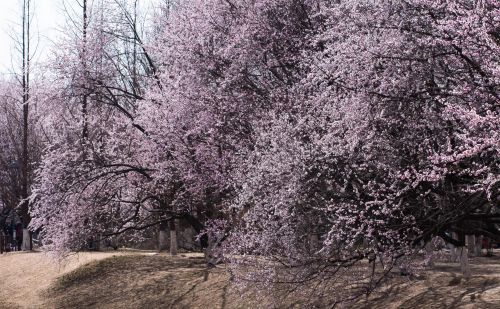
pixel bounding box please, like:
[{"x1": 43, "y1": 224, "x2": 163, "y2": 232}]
[
  {"x1": 359, "y1": 255, "x2": 500, "y2": 309},
  {"x1": 0, "y1": 250, "x2": 133, "y2": 308},
  {"x1": 0, "y1": 250, "x2": 500, "y2": 308}
]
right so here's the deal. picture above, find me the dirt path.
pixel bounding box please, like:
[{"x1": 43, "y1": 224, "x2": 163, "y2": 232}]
[{"x1": 0, "y1": 251, "x2": 130, "y2": 308}]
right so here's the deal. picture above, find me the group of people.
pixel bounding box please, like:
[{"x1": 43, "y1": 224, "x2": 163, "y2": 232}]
[
  {"x1": 0, "y1": 224, "x2": 23, "y2": 253},
  {"x1": 0, "y1": 209, "x2": 23, "y2": 254}
]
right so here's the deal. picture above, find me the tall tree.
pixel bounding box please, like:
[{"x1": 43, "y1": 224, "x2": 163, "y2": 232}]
[
  {"x1": 29, "y1": 0, "x2": 189, "y2": 256},
  {"x1": 0, "y1": 0, "x2": 49, "y2": 250},
  {"x1": 29, "y1": 1, "x2": 499, "y2": 305},
  {"x1": 19, "y1": 0, "x2": 33, "y2": 250},
  {"x1": 81, "y1": 0, "x2": 89, "y2": 139}
]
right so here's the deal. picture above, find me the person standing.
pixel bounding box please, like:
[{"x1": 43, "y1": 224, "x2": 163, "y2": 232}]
[
  {"x1": 16, "y1": 223, "x2": 23, "y2": 251},
  {"x1": 0, "y1": 229, "x2": 4, "y2": 254}
]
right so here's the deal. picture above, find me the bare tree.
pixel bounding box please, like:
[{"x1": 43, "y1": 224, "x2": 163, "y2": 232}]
[{"x1": 19, "y1": 0, "x2": 33, "y2": 251}]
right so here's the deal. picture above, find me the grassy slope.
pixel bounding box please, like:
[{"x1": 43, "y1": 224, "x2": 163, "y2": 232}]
[
  {"x1": 44, "y1": 254, "x2": 500, "y2": 309},
  {"x1": 45, "y1": 255, "x2": 263, "y2": 309},
  {"x1": 0, "y1": 251, "x2": 127, "y2": 308}
]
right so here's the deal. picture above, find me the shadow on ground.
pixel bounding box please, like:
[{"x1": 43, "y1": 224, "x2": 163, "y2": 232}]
[
  {"x1": 45, "y1": 255, "x2": 256, "y2": 309},
  {"x1": 356, "y1": 257, "x2": 500, "y2": 309},
  {"x1": 43, "y1": 254, "x2": 500, "y2": 309}
]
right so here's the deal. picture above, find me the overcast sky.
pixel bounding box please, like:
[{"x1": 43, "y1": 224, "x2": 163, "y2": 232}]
[{"x1": 0, "y1": 0, "x2": 63, "y2": 77}]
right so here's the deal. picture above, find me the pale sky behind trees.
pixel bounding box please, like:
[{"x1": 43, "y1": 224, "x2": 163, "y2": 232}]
[
  {"x1": 0, "y1": 0, "x2": 159, "y2": 76},
  {"x1": 0, "y1": 0, "x2": 60, "y2": 76}
]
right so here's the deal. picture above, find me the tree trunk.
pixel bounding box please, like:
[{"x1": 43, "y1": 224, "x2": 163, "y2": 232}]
[
  {"x1": 475, "y1": 235, "x2": 483, "y2": 256},
  {"x1": 158, "y1": 221, "x2": 168, "y2": 252},
  {"x1": 466, "y1": 235, "x2": 476, "y2": 256},
  {"x1": 21, "y1": 228, "x2": 31, "y2": 251},
  {"x1": 460, "y1": 246, "x2": 471, "y2": 279},
  {"x1": 20, "y1": 0, "x2": 32, "y2": 252},
  {"x1": 424, "y1": 241, "x2": 434, "y2": 268},
  {"x1": 81, "y1": 0, "x2": 89, "y2": 140},
  {"x1": 308, "y1": 233, "x2": 319, "y2": 253},
  {"x1": 450, "y1": 232, "x2": 459, "y2": 262},
  {"x1": 169, "y1": 220, "x2": 178, "y2": 256}
]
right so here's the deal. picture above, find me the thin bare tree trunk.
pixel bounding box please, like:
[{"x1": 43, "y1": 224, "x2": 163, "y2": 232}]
[
  {"x1": 20, "y1": 0, "x2": 32, "y2": 251},
  {"x1": 132, "y1": 0, "x2": 138, "y2": 94},
  {"x1": 82, "y1": 0, "x2": 89, "y2": 139}
]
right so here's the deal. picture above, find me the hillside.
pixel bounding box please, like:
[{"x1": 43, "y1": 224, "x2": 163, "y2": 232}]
[{"x1": 1, "y1": 251, "x2": 500, "y2": 308}]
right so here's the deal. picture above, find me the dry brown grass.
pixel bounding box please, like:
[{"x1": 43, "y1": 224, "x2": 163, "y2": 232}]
[
  {"x1": 355, "y1": 254, "x2": 500, "y2": 309},
  {"x1": 0, "y1": 250, "x2": 133, "y2": 308},
  {"x1": 1, "y1": 250, "x2": 500, "y2": 308},
  {"x1": 44, "y1": 253, "x2": 272, "y2": 309}
]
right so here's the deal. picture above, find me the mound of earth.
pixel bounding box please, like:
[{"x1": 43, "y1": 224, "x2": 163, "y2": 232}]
[
  {"x1": 45, "y1": 254, "x2": 244, "y2": 309},
  {"x1": 1, "y1": 250, "x2": 500, "y2": 308}
]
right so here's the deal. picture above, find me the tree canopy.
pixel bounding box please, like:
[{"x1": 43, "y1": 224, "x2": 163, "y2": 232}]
[{"x1": 0, "y1": 0, "x2": 497, "y2": 306}]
